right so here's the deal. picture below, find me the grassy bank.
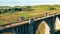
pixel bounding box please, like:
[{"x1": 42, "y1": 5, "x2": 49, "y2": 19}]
[{"x1": 0, "y1": 5, "x2": 60, "y2": 25}]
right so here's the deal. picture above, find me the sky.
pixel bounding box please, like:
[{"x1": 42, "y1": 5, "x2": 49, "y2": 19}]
[{"x1": 0, "y1": 0, "x2": 60, "y2": 6}]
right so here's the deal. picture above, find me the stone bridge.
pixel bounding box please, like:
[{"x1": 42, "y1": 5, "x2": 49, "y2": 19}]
[{"x1": 0, "y1": 13, "x2": 60, "y2": 34}]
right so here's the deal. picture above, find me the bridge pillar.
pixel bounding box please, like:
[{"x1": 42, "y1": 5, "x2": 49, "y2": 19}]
[{"x1": 28, "y1": 18, "x2": 34, "y2": 34}]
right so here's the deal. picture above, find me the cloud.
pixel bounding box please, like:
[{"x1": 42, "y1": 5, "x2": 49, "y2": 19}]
[{"x1": 0, "y1": 0, "x2": 60, "y2": 6}]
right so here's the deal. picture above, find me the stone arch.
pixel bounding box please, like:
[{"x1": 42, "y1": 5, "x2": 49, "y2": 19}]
[
  {"x1": 36, "y1": 21, "x2": 50, "y2": 34},
  {"x1": 54, "y1": 17, "x2": 60, "y2": 31},
  {"x1": 44, "y1": 17, "x2": 54, "y2": 34}
]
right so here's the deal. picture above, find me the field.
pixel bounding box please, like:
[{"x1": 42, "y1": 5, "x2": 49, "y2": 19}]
[{"x1": 0, "y1": 5, "x2": 60, "y2": 25}]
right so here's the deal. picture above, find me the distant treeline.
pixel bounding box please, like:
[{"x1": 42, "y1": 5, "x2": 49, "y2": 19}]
[
  {"x1": 0, "y1": 6, "x2": 33, "y2": 13},
  {"x1": 0, "y1": 5, "x2": 59, "y2": 13}
]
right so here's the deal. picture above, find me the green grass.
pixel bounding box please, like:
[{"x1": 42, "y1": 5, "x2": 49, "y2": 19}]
[
  {"x1": 0, "y1": 22, "x2": 4, "y2": 25},
  {"x1": 0, "y1": 5, "x2": 60, "y2": 25}
]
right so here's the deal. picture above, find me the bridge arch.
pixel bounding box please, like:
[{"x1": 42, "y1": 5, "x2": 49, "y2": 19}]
[
  {"x1": 34, "y1": 16, "x2": 54, "y2": 34},
  {"x1": 36, "y1": 21, "x2": 50, "y2": 34},
  {"x1": 54, "y1": 17, "x2": 60, "y2": 31}
]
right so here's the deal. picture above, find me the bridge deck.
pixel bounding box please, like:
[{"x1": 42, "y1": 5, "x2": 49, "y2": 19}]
[{"x1": 0, "y1": 13, "x2": 60, "y2": 30}]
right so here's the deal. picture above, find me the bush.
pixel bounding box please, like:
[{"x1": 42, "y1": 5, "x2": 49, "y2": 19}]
[{"x1": 49, "y1": 7, "x2": 56, "y2": 10}]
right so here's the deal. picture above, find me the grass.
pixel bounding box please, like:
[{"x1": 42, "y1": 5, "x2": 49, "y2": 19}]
[
  {"x1": 0, "y1": 22, "x2": 4, "y2": 25},
  {"x1": 0, "y1": 5, "x2": 60, "y2": 25}
]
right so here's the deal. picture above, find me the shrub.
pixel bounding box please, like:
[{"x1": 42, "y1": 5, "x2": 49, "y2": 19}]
[{"x1": 49, "y1": 7, "x2": 56, "y2": 10}]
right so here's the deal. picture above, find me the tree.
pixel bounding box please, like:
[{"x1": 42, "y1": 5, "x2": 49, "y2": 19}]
[{"x1": 25, "y1": 6, "x2": 33, "y2": 11}]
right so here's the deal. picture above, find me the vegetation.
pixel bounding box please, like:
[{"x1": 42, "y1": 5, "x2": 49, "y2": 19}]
[
  {"x1": 0, "y1": 5, "x2": 60, "y2": 25},
  {"x1": 0, "y1": 6, "x2": 33, "y2": 13},
  {"x1": 49, "y1": 7, "x2": 56, "y2": 10}
]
